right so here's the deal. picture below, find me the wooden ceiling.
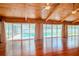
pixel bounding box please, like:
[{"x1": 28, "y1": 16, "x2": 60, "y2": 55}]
[{"x1": 0, "y1": 3, "x2": 79, "y2": 23}]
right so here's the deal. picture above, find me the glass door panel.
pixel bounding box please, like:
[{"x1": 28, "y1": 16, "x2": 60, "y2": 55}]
[
  {"x1": 43, "y1": 24, "x2": 63, "y2": 54},
  {"x1": 67, "y1": 25, "x2": 79, "y2": 49},
  {"x1": 5, "y1": 23, "x2": 36, "y2": 56}
]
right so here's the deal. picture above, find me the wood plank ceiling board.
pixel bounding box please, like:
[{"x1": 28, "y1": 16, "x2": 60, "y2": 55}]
[
  {"x1": 45, "y1": 4, "x2": 59, "y2": 21},
  {"x1": 35, "y1": 8, "x2": 41, "y2": 19},
  {"x1": 34, "y1": 4, "x2": 42, "y2": 19},
  {"x1": 72, "y1": 12, "x2": 79, "y2": 23},
  {"x1": 65, "y1": 12, "x2": 79, "y2": 22},
  {"x1": 74, "y1": 4, "x2": 79, "y2": 10},
  {"x1": 25, "y1": 3, "x2": 48, "y2": 19},
  {"x1": 0, "y1": 3, "x2": 25, "y2": 9},
  {"x1": 0, "y1": 3, "x2": 25, "y2": 18},
  {"x1": 38, "y1": 3, "x2": 58, "y2": 19},
  {"x1": 0, "y1": 3, "x2": 79, "y2": 23},
  {"x1": 72, "y1": 18, "x2": 79, "y2": 23},
  {"x1": 0, "y1": 3, "x2": 46, "y2": 19},
  {"x1": 65, "y1": 15, "x2": 77, "y2": 22},
  {"x1": 41, "y1": 4, "x2": 53, "y2": 19},
  {"x1": 60, "y1": 4, "x2": 79, "y2": 22},
  {"x1": 26, "y1": 6, "x2": 36, "y2": 18},
  {"x1": 0, "y1": 7, "x2": 25, "y2": 18},
  {"x1": 74, "y1": 12, "x2": 79, "y2": 17},
  {"x1": 49, "y1": 4, "x2": 73, "y2": 21}
]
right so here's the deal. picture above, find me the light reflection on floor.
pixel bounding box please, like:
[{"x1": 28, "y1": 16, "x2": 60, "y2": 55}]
[{"x1": 6, "y1": 38, "x2": 79, "y2": 56}]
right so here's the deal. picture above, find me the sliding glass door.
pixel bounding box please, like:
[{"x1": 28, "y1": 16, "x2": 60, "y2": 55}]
[
  {"x1": 22, "y1": 24, "x2": 36, "y2": 55},
  {"x1": 5, "y1": 22, "x2": 79, "y2": 56},
  {"x1": 5, "y1": 23, "x2": 36, "y2": 56},
  {"x1": 67, "y1": 25, "x2": 79, "y2": 49},
  {"x1": 43, "y1": 24, "x2": 63, "y2": 53}
]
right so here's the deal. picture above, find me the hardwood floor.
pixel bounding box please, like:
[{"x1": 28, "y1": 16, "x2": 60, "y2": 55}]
[
  {"x1": 0, "y1": 40, "x2": 79, "y2": 56},
  {"x1": 0, "y1": 43, "x2": 5, "y2": 56},
  {"x1": 43, "y1": 48, "x2": 79, "y2": 56},
  {"x1": 0, "y1": 48, "x2": 79, "y2": 56}
]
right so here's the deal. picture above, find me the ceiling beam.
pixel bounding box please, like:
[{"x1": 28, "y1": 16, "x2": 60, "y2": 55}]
[
  {"x1": 45, "y1": 4, "x2": 60, "y2": 21},
  {"x1": 60, "y1": 3, "x2": 79, "y2": 22},
  {"x1": 60, "y1": 13, "x2": 72, "y2": 22},
  {"x1": 1, "y1": 15, "x2": 79, "y2": 25},
  {"x1": 72, "y1": 18, "x2": 79, "y2": 23}
]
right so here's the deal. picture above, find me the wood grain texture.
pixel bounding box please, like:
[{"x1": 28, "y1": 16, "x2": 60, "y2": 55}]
[{"x1": 0, "y1": 40, "x2": 79, "y2": 56}]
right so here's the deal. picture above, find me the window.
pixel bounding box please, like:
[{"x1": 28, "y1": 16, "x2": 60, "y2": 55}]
[
  {"x1": 5, "y1": 22, "x2": 79, "y2": 56},
  {"x1": 5, "y1": 23, "x2": 36, "y2": 56},
  {"x1": 67, "y1": 25, "x2": 79, "y2": 48},
  {"x1": 5, "y1": 23, "x2": 12, "y2": 39},
  {"x1": 22, "y1": 24, "x2": 35, "y2": 39},
  {"x1": 43, "y1": 24, "x2": 62, "y2": 53}
]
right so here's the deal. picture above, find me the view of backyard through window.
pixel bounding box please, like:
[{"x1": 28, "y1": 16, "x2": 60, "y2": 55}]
[
  {"x1": 5, "y1": 23, "x2": 35, "y2": 40},
  {"x1": 4, "y1": 23, "x2": 79, "y2": 55},
  {"x1": 43, "y1": 24, "x2": 62, "y2": 53},
  {"x1": 5, "y1": 23, "x2": 36, "y2": 56},
  {"x1": 68, "y1": 25, "x2": 79, "y2": 48}
]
